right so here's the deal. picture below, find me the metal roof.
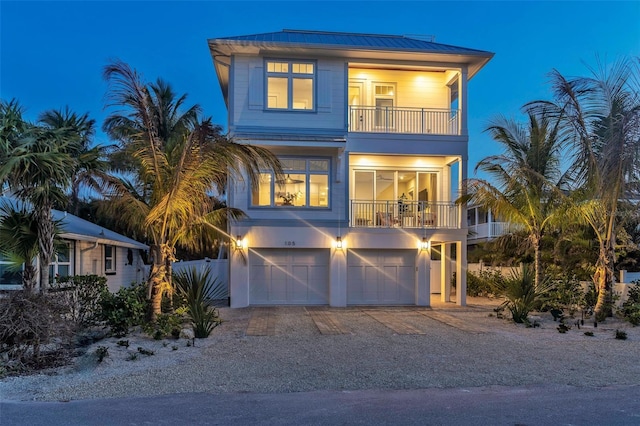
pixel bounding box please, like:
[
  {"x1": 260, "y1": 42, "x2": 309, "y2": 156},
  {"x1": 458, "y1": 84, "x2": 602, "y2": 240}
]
[{"x1": 214, "y1": 29, "x2": 491, "y2": 55}]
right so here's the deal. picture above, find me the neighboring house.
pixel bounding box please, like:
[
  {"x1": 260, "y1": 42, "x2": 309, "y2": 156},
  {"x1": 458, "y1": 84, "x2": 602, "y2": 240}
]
[
  {"x1": 0, "y1": 204, "x2": 148, "y2": 292},
  {"x1": 467, "y1": 205, "x2": 513, "y2": 246},
  {"x1": 208, "y1": 30, "x2": 493, "y2": 307}
]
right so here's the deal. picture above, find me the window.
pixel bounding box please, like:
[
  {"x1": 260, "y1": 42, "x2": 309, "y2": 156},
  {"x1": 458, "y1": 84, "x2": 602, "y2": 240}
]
[
  {"x1": 105, "y1": 245, "x2": 116, "y2": 274},
  {"x1": 251, "y1": 158, "x2": 330, "y2": 208},
  {"x1": 49, "y1": 242, "x2": 72, "y2": 282},
  {"x1": 0, "y1": 253, "x2": 22, "y2": 287},
  {"x1": 266, "y1": 60, "x2": 315, "y2": 111}
]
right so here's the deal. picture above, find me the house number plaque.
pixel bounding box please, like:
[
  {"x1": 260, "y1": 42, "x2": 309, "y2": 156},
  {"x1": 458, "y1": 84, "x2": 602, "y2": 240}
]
[{"x1": 284, "y1": 241, "x2": 296, "y2": 246}]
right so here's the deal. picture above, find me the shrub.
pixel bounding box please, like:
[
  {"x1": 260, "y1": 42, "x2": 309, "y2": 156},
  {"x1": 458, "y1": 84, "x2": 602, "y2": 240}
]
[
  {"x1": 490, "y1": 265, "x2": 552, "y2": 324},
  {"x1": 142, "y1": 312, "x2": 184, "y2": 340},
  {"x1": 467, "y1": 270, "x2": 503, "y2": 297},
  {"x1": 544, "y1": 275, "x2": 585, "y2": 317},
  {"x1": 173, "y1": 267, "x2": 223, "y2": 338},
  {"x1": 51, "y1": 275, "x2": 108, "y2": 327},
  {"x1": 99, "y1": 283, "x2": 149, "y2": 337},
  {"x1": 0, "y1": 291, "x2": 75, "y2": 374},
  {"x1": 620, "y1": 282, "x2": 640, "y2": 326},
  {"x1": 95, "y1": 346, "x2": 109, "y2": 363}
]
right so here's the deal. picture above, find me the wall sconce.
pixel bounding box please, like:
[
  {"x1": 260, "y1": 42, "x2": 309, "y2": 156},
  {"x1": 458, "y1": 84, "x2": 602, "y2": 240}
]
[
  {"x1": 420, "y1": 237, "x2": 431, "y2": 251},
  {"x1": 235, "y1": 235, "x2": 244, "y2": 250},
  {"x1": 336, "y1": 236, "x2": 343, "y2": 249}
]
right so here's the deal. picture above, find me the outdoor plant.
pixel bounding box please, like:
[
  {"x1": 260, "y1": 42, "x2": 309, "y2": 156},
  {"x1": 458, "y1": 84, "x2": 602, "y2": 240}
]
[
  {"x1": 545, "y1": 275, "x2": 585, "y2": 318},
  {"x1": 53, "y1": 275, "x2": 108, "y2": 327},
  {"x1": 95, "y1": 346, "x2": 109, "y2": 363},
  {"x1": 173, "y1": 267, "x2": 223, "y2": 338},
  {"x1": 137, "y1": 347, "x2": 154, "y2": 356},
  {"x1": 619, "y1": 282, "x2": 640, "y2": 326},
  {"x1": 491, "y1": 264, "x2": 552, "y2": 324},
  {"x1": 615, "y1": 330, "x2": 628, "y2": 340},
  {"x1": 99, "y1": 283, "x2": 149, "y2": 337},
  {"x1": 142, "y1": 312, "x2": 184, "y2": 340},
  {"x1": 467, "y1": 270, "x2": 499, "y2": 297}
]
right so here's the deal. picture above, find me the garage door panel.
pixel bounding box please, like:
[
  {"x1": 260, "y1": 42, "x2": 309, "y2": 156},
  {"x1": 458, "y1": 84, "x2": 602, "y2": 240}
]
[
  {"x1": 347, "y1": 250, "x2": 415, "y2": 305},
  {"x1": 250, "y1": 249, "x2": 329, "y2": 305}
]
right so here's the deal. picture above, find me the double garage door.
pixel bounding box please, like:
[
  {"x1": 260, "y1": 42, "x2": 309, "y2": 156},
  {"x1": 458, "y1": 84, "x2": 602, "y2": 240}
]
[
  {"x1": 347, "y1": 250, "x2": 416, "y2": 305},
  {"x1": 249, "y1": 249, "x2": 329, "y2": 305},
  {"x1": 249, "y1": 248, "x2": 416, "y2": 305}
]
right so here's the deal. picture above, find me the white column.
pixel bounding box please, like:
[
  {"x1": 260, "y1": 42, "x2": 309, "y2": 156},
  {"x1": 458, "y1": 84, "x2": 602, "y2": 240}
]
[
  {"x1": 416, "y1": 249, "x2": 431, "y2": 306},
  {"x1": 456, "y1": 240, "x2": 467, "y2": 306},
  {"x1": 330, "y1": 246, "x2": 347, "y2": 307},
  {"x1": 441, "y1": 243, "x2": 451, "y2": 302},
  {"x1": 460, "y1": 67, "x2": 469, "y2": 137},
  {"x1": 229, "y1": 247, "x2": 249, "y2": 308}
]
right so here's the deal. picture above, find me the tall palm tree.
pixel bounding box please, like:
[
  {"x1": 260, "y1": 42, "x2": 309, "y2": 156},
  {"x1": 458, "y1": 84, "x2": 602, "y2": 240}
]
[
  {"x1": 465, "y1": 106, "x2": 569, "y2": 288},
  {"x1": 537, "y1": 57, "x2": 640, "y2": 320},
  {"x1": 101, "y1": 61, "x2": 281, "y2": 319},
  {"x1": 0, "y1": 99, "x2": 84, "y2": 291}
]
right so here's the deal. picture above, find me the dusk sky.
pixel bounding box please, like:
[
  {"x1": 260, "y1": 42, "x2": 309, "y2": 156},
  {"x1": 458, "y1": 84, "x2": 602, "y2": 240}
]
[{"x1": 2, "y1": 1, "x2": 639, "y2": 177}]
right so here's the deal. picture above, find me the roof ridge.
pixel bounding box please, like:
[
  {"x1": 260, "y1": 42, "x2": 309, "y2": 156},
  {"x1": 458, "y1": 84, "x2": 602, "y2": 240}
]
[{"x1": 282, "y1": 29, "x2": 407, "y2": 39}]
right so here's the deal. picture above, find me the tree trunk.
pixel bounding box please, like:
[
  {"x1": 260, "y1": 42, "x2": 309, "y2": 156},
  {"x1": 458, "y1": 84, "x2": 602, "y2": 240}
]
[
  {"x1": 34, "y1": 204, "x2": 54, "y2": 293},
  {"x1": 22, "y1": 263, "x2": 37, "y2": 294},
  {"x1": 147, "y1": 244, "x2": 166, "y2": 322},
  {"x1": 533, "y1": 235, "x2": 542, "y2": 289},
  {"x1": 593, "y1": 242, "x2": 614, "y2": 321}
]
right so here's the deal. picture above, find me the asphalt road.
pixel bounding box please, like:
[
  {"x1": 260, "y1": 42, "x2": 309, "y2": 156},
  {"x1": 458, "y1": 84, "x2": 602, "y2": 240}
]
[{"x1": 2, "y1": 384, "x2": 639, "y2": 425}]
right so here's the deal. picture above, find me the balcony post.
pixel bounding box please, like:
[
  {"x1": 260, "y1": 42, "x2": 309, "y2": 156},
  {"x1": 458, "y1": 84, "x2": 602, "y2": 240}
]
[{"x1": 460, "y1": 67, "x2": 468, "y2": 136}]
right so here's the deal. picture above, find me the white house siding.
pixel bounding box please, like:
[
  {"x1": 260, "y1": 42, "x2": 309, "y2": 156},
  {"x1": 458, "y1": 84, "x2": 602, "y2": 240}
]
[
  {"x1": 231, "y1": 56, "x2": 346, "y2": 132},
  {"x1": 74, "y1": 241, "x2": 146, "y2": 292}
]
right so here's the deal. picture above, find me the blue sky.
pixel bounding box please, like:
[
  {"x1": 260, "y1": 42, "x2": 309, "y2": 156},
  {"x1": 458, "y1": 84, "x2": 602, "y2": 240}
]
[{"x1": 2, "y1": 1, "x2": 639, "y2": 177}]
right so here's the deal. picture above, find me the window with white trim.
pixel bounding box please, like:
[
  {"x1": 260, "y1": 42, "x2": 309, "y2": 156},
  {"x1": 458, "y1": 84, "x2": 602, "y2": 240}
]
[
  {"x1": 49, "y1": 242, "x2": 72, "y2": 282},
  {"x1": 266, "y1": 60, "x2": 315, "y2": 110},
  {"x1": 252, "y1": 158, "x2": 330, "y2": 208},
  {"x1": 105, "y1": 245, "x2": 116, "y2": 274}
]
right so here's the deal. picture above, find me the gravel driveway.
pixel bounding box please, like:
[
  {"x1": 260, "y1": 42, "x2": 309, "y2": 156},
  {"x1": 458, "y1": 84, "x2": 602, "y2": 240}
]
[{"x1": 1, "y1": 297, "x2": 639, "y2": 402}]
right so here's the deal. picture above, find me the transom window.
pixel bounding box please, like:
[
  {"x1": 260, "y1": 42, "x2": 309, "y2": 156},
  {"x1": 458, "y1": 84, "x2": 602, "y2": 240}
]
[
  {"x1": 252, "y1": 158, "x2": 329, "y2": 208},
  {"x1": 266, "y1": 60, "x2": 315, "y2": 111}
]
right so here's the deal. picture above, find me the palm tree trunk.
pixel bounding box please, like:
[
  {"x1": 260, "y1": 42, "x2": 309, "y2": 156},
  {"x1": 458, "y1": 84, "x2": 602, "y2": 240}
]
[
  {"x1": 533, "y1": 235, "x2": 542, "y2": 289},
  {"x1": 22, "y1": 263, "x2": 37, "y2": 294},
  {"x1": 593, "y1": 242, "x2": 614, "y2": 321},
  {"x1": 147, "y1": 244, "x2": 166, "y2": 322},
  {"x1": 34, "y1": 204, "x2": 54, "y2": 293}
]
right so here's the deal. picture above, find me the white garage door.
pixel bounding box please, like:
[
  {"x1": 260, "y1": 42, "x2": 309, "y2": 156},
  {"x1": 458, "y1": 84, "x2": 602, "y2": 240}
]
[
  {"x1": 347, "y1": 250, "x2": 415, "y2": 305},
  {"x1": 249, "y1": 249, "x2": 329, "y2": 305}
]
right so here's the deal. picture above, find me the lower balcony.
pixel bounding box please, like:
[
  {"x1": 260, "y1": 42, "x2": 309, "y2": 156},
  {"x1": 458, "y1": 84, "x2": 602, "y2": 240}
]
[{"x1": 350, "y1": 200, "x2": 459, "y2": 229}]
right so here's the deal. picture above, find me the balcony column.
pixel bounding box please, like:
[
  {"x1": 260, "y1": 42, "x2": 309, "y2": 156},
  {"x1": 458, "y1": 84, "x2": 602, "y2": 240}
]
[
  {"x1": 441, "y1": 243, "x2": 451, "y2": 302},
  {"x1": 460, "y1": 67, "x2": 469, "y2": 137}
]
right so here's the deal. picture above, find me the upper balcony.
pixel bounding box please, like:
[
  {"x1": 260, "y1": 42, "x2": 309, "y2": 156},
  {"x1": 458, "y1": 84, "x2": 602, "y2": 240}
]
[
  {"x1": 349, "y1": 106, "x2": 460, "y2": 135},
  {"x1": 347, "y1": 65, "x2": 463, "y2": 136}
]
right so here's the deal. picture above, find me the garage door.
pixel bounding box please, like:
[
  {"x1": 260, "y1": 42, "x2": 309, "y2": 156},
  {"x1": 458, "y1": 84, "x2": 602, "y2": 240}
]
[
  {"x1": 249, "y1": 249, "x2": 329, "y2": 305},
  {"x1": 347, "y1": 250, "x2": 415, "y2": 305}
]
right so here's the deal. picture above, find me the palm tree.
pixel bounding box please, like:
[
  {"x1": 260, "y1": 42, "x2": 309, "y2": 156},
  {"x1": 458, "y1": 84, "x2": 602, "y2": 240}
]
[
  {"x1": 0, "y1": 99, "x2": 84, "y2": 291},
  {"x1": 537, "y1": 57, "x2": 640, "y2": 320},
  {"x1": 39, "y1": 108, "x2": 110, "y2": 215},
  {"x1": 101, "y1": 61, "x2": 281, "y2": 319},
  {"x1": 0, "y1": 202, "x2": 39, "y2": 292},
  {"x1": 465, "y1": 106, "x2": 569, "y2": 288}
]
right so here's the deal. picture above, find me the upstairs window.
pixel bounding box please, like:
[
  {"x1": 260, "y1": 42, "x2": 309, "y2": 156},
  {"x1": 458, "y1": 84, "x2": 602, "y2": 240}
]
[
  {"x1": 266, "y1": 60, "x2": 315, "y2": 111},
  {"x1": 252, "y1": 158, "x2": 330, "y2": 208}
]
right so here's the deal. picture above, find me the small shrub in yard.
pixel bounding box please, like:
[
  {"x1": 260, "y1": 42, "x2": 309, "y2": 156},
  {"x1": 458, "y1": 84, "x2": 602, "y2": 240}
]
[
  {"x1": 491, "y1": 265, "x2": 552, "y2": 324},
  {"x1": 142, "y1": 312, "x2": 184, "y2": 340},
  {"x1": 0, "y1": 291, "x2": 75, "y2": 375},
  {"x1": 467, "y1": 270, "x2": 500, "y2": 297},
  {"x1": 99, "y1": 283, "x2": 149, "y2": 337},
  {"x1": 95, "y1": 346, "x2": 109, "y2": 363},
  {"x1": 52, "y1": 275, "x2": 108, "y2": 327},
  {"x1": 619, "y1": 282, "x2": 640, "y2": 326},
  {"x1": 584, "y1": 331, "x2": 594, "y2": 337},
  {"x1": 615, "y1": 330, "x2": 628, "y2": 340},
  {"x1": 173, "y1": 268, "x2": 223, "y2": 338},
  {"x1": 137, "y1": 347, "x2": 154, "y2": 356}
]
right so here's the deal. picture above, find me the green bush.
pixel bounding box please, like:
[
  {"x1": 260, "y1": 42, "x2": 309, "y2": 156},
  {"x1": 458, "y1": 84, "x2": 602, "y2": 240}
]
[
  {"x1": 99, "y1": 283, "x2": 149, "y2": 337},
  {"x1": 52, "y1": 275, "x2": 108, "y2": 327},
  {"x1": 173, "y1": 267, "x2": 223, "y2": 338},
  {"x1": 491, "y1": 265, "x2": 552, "y2": 324},
  {"x1": 142, "y1": 312, "x2": 184, "y2": 340},
  {"x1": 466, "y1": 270, "x2": 501, "y2": 297},
  {"x1": 544, "y1": 275, "x2": 585, "y2": 317},
  {"x1": 620, "y1": 282, "x2": 640, "y2": 326}
]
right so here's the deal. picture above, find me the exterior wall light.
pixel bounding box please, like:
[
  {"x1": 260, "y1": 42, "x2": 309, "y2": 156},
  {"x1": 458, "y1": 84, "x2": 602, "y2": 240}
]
[
  {"x1": 235, "y1": 235, "x2": 244, "y2": 250},
  {"x1": 336, "y1": 236, "x2": 343, "y2": 249},
  {"x1": 420, "y1": 237, "x2": 431, "y2": 251}
]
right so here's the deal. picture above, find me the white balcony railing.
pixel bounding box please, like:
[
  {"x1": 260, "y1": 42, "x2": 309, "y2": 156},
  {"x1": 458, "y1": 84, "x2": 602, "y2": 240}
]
[
  {"x1": 468, "y1": 222, "x2": 514, "y2": 241},
  {"x1": 349, "y1": 106, "x2": 460, "y2": 135},
  {"x1": 350, "y1": 200, "x2": 459, "y2": 229}
]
